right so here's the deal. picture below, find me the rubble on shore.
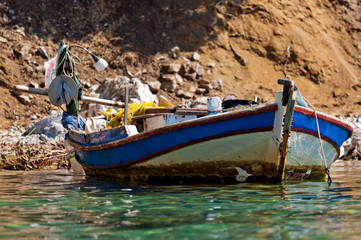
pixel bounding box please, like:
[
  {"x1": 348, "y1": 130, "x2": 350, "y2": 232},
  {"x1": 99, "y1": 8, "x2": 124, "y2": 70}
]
[
  {"x1": 1, "y1": 108, "x2": 360, "y2": 171},
  {"x1": 0, "y1": 115, "x2": 69, "y2": 170},
  {"x1": 1, "y1": 74, "x2": 360, "y2": 170},
  {"x1": 0, "y1": 132, "x2": 69, "y2": 171},
  {"x1": 340, "y1": 117, "x2": 361, "y2": 160}
]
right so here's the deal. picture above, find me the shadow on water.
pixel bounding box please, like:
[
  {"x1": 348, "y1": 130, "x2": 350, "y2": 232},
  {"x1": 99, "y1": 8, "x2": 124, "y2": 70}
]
[{"x1": 1, "y1": 0, "x2": 228, "y2": 55}]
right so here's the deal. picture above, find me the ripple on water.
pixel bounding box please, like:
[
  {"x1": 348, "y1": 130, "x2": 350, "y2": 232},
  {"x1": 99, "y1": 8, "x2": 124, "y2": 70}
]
[{"x1": 0, "y1": 161, "x2": 361, "y2": 239}]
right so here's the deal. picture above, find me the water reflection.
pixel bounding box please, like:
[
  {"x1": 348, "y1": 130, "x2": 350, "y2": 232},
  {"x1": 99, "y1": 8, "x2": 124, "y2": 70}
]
[{"x1": 0, "y1": 161, "x2": 361, "y2": 239}]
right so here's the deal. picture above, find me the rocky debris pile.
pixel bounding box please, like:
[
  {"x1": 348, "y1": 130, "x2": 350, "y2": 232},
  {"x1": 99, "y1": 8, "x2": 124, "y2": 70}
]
[
  {"x1": 82, "y1": 76, "x2": 159, "y2": 117},
  {"x1": 97, "y1": 76, "x2": 158, "y2": 103},
  {"x1": 155, "y1": 50, "x2": 223, "y2": 99},
  {"x1": 2, "y1": 1, "x2": 361, "y2": 130},
  {"x1": 341, "y1": 117, "x2": 361, "y2": 160},
  {"x1": 23, "y1": 114, "x2": 67, "y2": 145},
  {"x1": 0, "y1": 126, "x2": 25, "y2": 144},
  {"x1": 81, "y1": 59, "x2": 223, "y2": 117},
  {"x1": 13, "y1": 75, "x2": 162, "y2": 144},
  {"x1": 0, "y1": 112, "x2": 67, "y2": 146}
]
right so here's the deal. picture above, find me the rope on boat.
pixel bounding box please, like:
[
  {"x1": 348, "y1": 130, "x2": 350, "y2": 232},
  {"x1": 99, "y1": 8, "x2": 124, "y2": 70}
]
[
  {"x1": 280, "y1": 49, "x2": 331, "y2": 183},
  {"x1": 283, "y1": 46, "x2": 291, "y2": 80},
  {"x1": 304, "y1": 98, "x2": 332, "y2": 184}
]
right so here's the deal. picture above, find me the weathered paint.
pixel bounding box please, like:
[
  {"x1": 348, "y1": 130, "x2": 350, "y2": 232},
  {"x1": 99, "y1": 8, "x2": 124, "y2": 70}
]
[
  {"x1": 69, "y1": 125, "x2": 138, "y2": 145},
  {"x1": 286, "y1": 131, "x2": 338, "y2": 172},
  {"x1": 293, "y1": 106, "x2": 353, "y2": 145},
  {"x1": 70, "y1": 105, "x2": 277, "y2": 169},
  {"x1": 69, "y1": 104, "x2": 279, "y2": 181},
  {"x1": 68, "y1": 102, "x2": 353, "y2": 183},
  {"x1": 144, "y1": 114, "x2": 197, "y2": 131}
]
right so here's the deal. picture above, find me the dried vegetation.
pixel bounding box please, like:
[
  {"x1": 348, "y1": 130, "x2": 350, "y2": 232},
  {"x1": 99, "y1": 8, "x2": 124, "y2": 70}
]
[{"x1": 0, "y1": 141, "x2": 69, "y2": 170}]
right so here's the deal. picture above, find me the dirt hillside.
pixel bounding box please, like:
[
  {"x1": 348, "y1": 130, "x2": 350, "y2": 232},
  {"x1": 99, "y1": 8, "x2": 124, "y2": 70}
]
[{"x1": 0, "y1": 0, "x2": 360, "y2": 130}]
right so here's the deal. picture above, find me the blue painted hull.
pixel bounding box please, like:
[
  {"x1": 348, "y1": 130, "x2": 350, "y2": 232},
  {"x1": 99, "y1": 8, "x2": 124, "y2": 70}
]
[
  {"x1": 68, "y1": 104, "x2": 353, "y2": 183},
  {"x1": 77, "y1": 109, "x2": 275, "y2": 167},
  {"x1": 69, "y1": 104, "x2": 280, "y2": 182},
  {"x1": 285, "y1": 106, "x2": 353, "y2": 172}
]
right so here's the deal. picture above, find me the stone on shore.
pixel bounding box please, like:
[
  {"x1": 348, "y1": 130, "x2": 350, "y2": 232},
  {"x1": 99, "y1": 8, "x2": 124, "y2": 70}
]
[
  {"x1": 340, "y1": 117, "x2": 361, "y2": 159},
  {"x1": 23, "y1": 114, "x2": 67, "y2": 144},
  {"x1": 96, "y1": 76, "x2": 158, "y2": 105}
]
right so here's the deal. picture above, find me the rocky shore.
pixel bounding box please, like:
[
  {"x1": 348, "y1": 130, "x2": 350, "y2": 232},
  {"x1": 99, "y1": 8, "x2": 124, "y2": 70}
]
[
  {"x1": 1, "y1": 80, "x2": 360, "y2": 170},
  {"x1": 0, "y1": 1, "x2": 360, "y2": 169}
]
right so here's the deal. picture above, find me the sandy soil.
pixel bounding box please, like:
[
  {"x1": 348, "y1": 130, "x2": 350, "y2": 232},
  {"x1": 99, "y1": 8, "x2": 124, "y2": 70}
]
[{"x1": 0, "y1": 0, "x2": 360, "y2": 130}]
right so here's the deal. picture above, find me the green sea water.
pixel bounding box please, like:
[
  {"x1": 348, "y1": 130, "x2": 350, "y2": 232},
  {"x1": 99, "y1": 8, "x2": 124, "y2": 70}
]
[{"x1": 1, "y1": 160, "x2": 361, "y2": 240}]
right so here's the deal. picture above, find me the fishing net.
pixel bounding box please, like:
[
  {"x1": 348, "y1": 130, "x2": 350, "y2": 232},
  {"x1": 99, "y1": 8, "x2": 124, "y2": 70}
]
[{"x1": 102, "y1": 102, "x2": 157, "y2": 128}]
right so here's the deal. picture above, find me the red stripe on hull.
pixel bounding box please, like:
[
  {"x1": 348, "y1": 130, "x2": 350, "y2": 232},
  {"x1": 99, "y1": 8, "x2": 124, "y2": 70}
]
[
  {"x1": 77, "y1": 126, "x2": 274, "y2": 170},
  {"x1": 69, "y1": 104, "x2": 278, "y2": 152},
  {"x1": 294, "y1": 106, "x2": 353, "y2": 138}
]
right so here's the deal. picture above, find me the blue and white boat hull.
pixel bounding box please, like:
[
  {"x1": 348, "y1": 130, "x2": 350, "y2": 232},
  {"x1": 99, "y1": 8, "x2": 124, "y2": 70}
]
[
  {"x1": 69, "y1": 104, "x2": 281, "y2": 183},
  {"x1": 68, "y1": 100, "x2": 353, "y2": 183},
  {"x1": 286, "y1": 106, "x2": 352, "y2": 174}
]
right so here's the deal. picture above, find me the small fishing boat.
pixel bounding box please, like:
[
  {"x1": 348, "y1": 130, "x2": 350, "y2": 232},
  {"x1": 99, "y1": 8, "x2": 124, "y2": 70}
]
[{"x1": 66, "y1": 79, "x2": 353, "y2": 183}]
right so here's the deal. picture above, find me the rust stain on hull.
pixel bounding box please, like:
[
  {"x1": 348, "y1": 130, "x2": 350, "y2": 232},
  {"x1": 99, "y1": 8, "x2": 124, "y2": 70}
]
[{"x1": 81, "y1": 160, "x2": 281, "y2": 184}]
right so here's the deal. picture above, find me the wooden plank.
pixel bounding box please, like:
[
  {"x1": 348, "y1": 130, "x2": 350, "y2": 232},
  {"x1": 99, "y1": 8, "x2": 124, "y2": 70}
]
[
  {"x1": 277, "y1": 84, "x2": 296, "y2": 181},
  {"x1": 14, "y1": 85, "x2": 125, "y2": 107}
]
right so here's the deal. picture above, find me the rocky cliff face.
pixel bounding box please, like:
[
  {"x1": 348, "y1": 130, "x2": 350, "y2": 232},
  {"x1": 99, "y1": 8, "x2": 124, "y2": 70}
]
[{"x1": 0, "y1": 0, "x2": 360, "y2": 129}]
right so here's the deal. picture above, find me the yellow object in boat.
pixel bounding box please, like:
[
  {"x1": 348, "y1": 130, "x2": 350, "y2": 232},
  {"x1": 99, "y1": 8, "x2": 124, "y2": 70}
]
[
  {"x1": 103, "y1": 102, "x2": 157, "y2": 128},
  {"x1": 102, "y1": 108, "x2": 117, "y2": 121},
  {"x1": 158, "y1": 95, "x2": 175, "y2": 108}
]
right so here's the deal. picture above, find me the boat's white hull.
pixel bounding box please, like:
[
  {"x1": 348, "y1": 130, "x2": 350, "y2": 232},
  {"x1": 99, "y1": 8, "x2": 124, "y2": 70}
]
[
  {"x1": 132, "y1": 130, "x2": 278, "y2": 181},
  {"x1": 287, "y1": 131, "x2": 338, "y2": 172}
]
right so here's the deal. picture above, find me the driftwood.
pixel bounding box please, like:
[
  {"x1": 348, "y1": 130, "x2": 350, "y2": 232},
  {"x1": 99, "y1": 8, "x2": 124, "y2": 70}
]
[{"x1": 14, "y1": 85, "x2": 125, "y2": 108}]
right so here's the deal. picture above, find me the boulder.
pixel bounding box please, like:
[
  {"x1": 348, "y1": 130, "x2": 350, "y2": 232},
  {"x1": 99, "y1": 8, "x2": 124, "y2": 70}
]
[
  {"x1": 35, "y1": 66, "x2": 44, "y2": 73},
  {"x1": 18, "y1": 94, "x2": 31, "y2": 105},
  {"x1": 176, "y1": 89, "x2": 193, "y2": 99},
  {"x1": 160, "y1": 74, "x2": 177, "y2": 83},
  {"x1": 197, "y1": 79, "x2": 210, "y2": 85},
  {"x1": 161, "y1": 82, "x2": 178, "y2": 93},
  {"x1": 20, "y1": 45, "x2": 30, "y2": 57},
  {"x1": 131, "y1": 78, "x2": 158, "y2": 103},
  {"x1": 147, "y1": 81, "x2": 161, "y2": 93},
  {"x1": 211, "y1": 78, "x2": 223, "y2": 92},
  {"x1": 180, "y1": 62, "x2": 191, "y2": 74},
  {"x1": 184, "y1": 72, "x2": 197, "y2": 81},
  {"x1": 189, "y1": 85, "x2": 197, "y2": 93},
  {"x1": 175, "y1": 74, "x2": 183, "y2": 84},
  {"x1": 198, "y1": 83, "x2": 212, "y2": 93},
  {"x1": 340, "y1": 118, "x2": 361, "y2": 159},
  {"x1": 171, "y1": 46, "x2": 180, "y2": 59},
  {"x1": 36, "y1": 46, "x2": 49, "y2": 59},
  {"x1": 22, "y1": 114, "x2": 68, "y2": 144},
  {"x1": 0, "y1": 36, "x2": 7, "y2": 43},
  {"x1": 95, "y1": 76, "x2": 158, "y2": 109},
  {"x1": 190, "y1": 62, "x2": 204, "y2": 77},
  {"x1": 162, "y1": 63, "x2": 181, "y2": 73},
  {"x1": 171, "y1": 46, "x2": 180, "y2": 54},
  {"x1": 195, "y1": 88, "x2": 206, "y2": 94},
  {"x1": 192, "y1": 52, "x2": 201, "y2": 61},
  {"x1": 190, "y1": 97, "x2": 208, "y2": 109}
]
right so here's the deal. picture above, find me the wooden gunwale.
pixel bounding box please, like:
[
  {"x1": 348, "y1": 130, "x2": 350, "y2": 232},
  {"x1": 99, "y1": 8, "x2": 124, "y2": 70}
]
[
  {"x1": 68, "y1": 104, "x2": 278, "y2": 152},
  {"x1": 294, "y1": 106, "x2": 353, "y2": 138},
  {"x1": 76, "y1": 126, "x2": 274, "y2": 170}
]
